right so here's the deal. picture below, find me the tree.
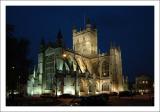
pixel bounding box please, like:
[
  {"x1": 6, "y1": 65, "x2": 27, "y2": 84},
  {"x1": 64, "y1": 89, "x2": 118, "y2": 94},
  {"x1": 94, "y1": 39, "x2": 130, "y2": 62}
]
[{"x1": 6, "y1": 24, "x2": 31, "y2": 95}]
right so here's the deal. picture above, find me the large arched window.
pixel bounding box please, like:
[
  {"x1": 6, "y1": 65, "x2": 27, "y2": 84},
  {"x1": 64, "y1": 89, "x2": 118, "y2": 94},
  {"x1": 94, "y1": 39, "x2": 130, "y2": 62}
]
[
  {"x1": 102, "y1": 83, "x2": 110, "y2": 91},
  {"x1": 102, "y1": 61, "x2": 109, "y2": 77}
]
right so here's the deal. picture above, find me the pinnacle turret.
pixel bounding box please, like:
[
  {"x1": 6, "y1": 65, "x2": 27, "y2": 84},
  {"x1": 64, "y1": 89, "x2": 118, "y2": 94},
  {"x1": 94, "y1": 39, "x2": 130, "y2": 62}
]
[
  {"x1": 40, "y1": 37, "x2": 45, "y2": 52},
  {"x1": 55, "y1": 30, "x2": 65, "y2": 48}
]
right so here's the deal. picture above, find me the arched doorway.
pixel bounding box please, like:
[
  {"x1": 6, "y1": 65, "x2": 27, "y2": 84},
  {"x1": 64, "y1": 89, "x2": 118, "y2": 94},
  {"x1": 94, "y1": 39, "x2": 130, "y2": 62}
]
[{"x1": 102, "y1": 83, "x2": 110, "y2": 91}]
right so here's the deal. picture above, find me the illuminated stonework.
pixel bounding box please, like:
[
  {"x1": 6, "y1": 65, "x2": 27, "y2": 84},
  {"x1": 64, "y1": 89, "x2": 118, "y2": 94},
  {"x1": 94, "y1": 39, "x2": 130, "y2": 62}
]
[
  {"x1": 27, "y1": 18, "x2": 128, "y2": 96},
  {"x1": 72, "y1": 18, "x2": 97, "y2": 57}
]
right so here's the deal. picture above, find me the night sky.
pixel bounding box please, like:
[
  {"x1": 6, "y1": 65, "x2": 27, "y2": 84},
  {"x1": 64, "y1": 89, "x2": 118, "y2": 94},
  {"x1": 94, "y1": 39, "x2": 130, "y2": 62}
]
[{"x1": 6, "y1": 6, "x2": 154, "y2": 82}]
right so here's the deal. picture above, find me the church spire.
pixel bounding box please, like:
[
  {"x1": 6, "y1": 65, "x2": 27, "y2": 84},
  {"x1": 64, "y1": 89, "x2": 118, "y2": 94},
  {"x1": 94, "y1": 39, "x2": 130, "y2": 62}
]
[
  {"x1": 40, "y1": 37, "x2": 45, "y2": 52},
  {"x1": 57, "y1": 30, "x2": 63, "y2": 39},
  {"x1": 55, "y1": 30, "x2": 65, "y2": 48},
  {"x1": 86, "y1": 17, "x2": 91, "y2": 25},
  {"x1": 72, "y1": 25, "x2": 77, "y2": 34},
  {"x1": 85, "y1": 17, "x2": 91, "y2": 30},
  {"x1": 33, "y1": 66, "x2": 36, "y2": 78}
]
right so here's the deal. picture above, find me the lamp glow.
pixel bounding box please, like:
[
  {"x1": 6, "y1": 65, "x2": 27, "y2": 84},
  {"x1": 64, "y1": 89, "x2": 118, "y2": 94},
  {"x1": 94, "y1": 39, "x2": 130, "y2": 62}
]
[{"x1": 63, "y1": 54, "x2": 67, "y2": 58}]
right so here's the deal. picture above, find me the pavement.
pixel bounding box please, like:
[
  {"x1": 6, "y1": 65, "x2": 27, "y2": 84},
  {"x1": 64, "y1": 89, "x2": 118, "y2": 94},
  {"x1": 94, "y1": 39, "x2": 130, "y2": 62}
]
[
  {"x1": 6, "y1": 94, "x2": 154, "y2": 106},
  {"x1": 108, "y1": 95, "x2": 154, "y2": 106}
]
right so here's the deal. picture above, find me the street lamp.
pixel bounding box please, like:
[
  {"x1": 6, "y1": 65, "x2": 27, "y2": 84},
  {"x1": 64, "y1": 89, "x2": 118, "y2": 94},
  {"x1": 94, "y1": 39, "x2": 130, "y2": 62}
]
[{"x1": 12, "y1": 66, "x2": 15, "y2": 69}]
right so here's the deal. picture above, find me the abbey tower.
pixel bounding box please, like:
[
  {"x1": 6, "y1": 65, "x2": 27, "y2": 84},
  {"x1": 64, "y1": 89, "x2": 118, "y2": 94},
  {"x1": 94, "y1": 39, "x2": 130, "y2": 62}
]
[{"x1": 72, "y1": 18, "x2": 98, "y2": 57}]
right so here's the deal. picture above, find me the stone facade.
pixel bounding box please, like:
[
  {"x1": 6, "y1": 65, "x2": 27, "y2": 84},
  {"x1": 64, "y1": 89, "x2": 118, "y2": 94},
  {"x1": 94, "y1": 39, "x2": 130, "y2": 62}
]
[
  {"x1": 73, "y1": 18, "x2": 97, "y2": 57},
  {"x1": 135, "y1": 74, "x2": 153, "y2": 95},
  {"x1": 27, "y1": 18, "x2": 128, "y2": 96}
]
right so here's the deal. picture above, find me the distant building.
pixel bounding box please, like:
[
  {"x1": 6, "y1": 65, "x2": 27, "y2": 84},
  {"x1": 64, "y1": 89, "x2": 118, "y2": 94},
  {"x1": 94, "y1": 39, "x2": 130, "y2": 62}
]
[
  {"x1": 27, "y1": 18, "x2": 128, "y2": 96},
  {"x1": 135, "y1": 74, "x2": 153, "y2": 95}
]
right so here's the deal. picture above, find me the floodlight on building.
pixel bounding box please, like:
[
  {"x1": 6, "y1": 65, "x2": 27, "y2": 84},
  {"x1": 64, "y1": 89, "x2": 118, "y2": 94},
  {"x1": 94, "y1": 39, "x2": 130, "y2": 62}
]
[
  {"x1": 57, "y1": 91, "x2": 61, "y2": 96},
  {"x1": 96, "y1": 92, "x2": 99, "y2": 94},
  {"x1": 64, "y1": 86, "x2": 74, "y2": 95},
  {"x1": 63, "y1": 53, "x2": 67, "y2": 58}
]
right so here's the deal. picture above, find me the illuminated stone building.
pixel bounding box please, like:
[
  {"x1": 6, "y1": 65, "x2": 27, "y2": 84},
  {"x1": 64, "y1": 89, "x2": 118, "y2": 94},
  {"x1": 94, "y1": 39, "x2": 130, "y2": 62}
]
[
  {"x1": 135, "y1": 74, "x2": 153, "y2": 95},
  {"x1": 27, "y1": 18, "x2": 128, "y2": 96}
]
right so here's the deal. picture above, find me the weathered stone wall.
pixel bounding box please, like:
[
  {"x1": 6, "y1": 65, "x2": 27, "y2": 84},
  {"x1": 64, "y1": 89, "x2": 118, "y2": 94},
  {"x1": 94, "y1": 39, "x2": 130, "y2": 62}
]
[{"x1": 73, "y1": 27, "x2": 97, "y2": 57}]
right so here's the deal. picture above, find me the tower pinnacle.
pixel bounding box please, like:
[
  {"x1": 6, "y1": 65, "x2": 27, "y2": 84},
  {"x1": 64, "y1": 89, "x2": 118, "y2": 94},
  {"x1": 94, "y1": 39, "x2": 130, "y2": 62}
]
[
  {"x1": 86, "y1": 17, "x2": 91, "y2": 25},
  {"x1": 55, "y1": 30, "x2": 65, "y2": 48},
  {"x1": 85, "y1": 17, "x2": 91, "y2": 30},
  {"x1": 40, "y1": 37, "x2": 45, "y2": 52}
]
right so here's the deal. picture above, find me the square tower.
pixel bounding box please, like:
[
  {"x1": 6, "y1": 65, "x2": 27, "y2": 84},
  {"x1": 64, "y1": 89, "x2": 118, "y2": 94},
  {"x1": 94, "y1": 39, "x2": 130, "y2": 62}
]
[{"x1": 72, "y1": 18, "x2": 98, "y2": 57}]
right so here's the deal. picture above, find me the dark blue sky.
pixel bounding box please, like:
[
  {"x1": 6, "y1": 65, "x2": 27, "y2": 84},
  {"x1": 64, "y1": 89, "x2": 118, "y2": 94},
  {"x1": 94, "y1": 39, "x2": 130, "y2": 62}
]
[{"x1": 6, "y1": 6, "x2": 154, "y2": 82}]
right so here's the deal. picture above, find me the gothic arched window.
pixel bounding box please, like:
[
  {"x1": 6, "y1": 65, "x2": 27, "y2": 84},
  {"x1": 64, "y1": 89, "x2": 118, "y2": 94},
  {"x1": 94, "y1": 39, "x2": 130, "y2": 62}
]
[{"x1": 102, "y1": 61, "x2": 109, "y2": 77}]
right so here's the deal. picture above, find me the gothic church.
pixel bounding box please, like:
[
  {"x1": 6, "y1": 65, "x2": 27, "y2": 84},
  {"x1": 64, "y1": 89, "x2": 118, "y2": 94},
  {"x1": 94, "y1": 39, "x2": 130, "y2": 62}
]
[{"x1": 27, "y1": 18, "x2": 128, "y2": 96}]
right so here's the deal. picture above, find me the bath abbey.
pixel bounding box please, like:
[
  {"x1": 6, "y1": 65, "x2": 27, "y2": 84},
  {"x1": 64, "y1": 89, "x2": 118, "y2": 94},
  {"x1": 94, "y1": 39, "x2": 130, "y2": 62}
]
[{"x1": 27, "y1": 18, "x2": 128, "y2": 96}]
